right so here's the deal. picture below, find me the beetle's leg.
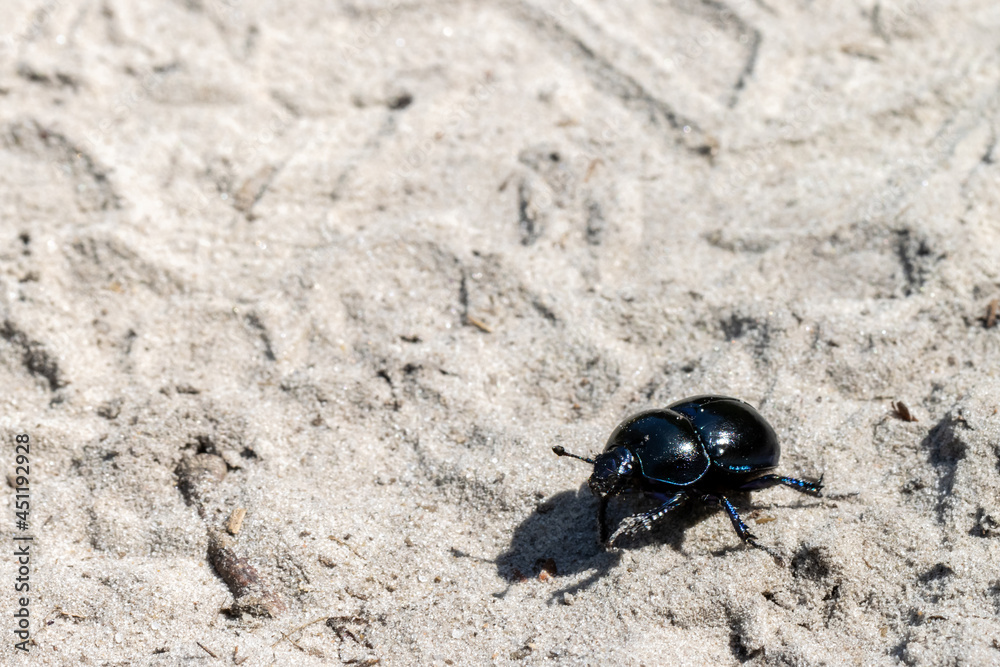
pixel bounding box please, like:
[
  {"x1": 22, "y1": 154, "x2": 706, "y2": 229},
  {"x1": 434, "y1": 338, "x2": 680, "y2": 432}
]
[
  {"x1": 739, "y1": 473, "x2": 824, "y2": 497},
  {"x1": 598, "y1": 495, "x2": 611, "y2": 544},
  {"x1": 718, "y1": 495, "x2": 784, "y2": 564},
  {"x1": 608, "y1": 492, "x2": 687, "y2": 546}
]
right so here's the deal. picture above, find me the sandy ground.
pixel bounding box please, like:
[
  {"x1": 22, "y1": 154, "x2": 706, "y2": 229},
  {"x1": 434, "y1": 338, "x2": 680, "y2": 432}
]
[{"x1": 2, "y1": 0, "x2": 1000, "y2": 664}]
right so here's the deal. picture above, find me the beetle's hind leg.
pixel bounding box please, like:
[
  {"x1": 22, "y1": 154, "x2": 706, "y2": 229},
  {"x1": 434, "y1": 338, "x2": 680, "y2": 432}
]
[
  {"x1": 606, "y1": 492, "x2": 686, "y2": 547},
  {"x1": 715, "y1": 495, "x2": 784, "y2": 564},
  {"x1": 740, "y1": 473, "x2": 824, "y2": 496}
]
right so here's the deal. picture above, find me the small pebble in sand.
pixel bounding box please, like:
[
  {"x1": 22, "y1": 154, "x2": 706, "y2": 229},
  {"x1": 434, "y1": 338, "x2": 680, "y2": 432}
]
[
  {"x1": 984, "y1": 298, "x2": 998, "y2": 329},
  {"x1": 226, "y1": 507, "x2": 247, "y2": 535},
  {"x1": 891, "y1": 400, "x2": 918, "y2": 422}
]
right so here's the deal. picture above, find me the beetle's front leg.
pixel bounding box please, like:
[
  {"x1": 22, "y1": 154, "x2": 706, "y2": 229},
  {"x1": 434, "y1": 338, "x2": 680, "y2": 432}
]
[
  {"x1": 607, "y1": 492, "x2": 687, "y2": 547},
  {"x1": 598, "y1": 495, "x2": 611, "y2": 544},
  {"x1": 595, "y1": 482, "x2": 628, "y2": 545}
]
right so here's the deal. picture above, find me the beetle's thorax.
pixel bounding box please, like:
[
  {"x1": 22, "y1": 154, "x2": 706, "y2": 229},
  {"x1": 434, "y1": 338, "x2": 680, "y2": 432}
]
[{"x1": 589, "y1": 447, "x2": 636, "y2": 496}]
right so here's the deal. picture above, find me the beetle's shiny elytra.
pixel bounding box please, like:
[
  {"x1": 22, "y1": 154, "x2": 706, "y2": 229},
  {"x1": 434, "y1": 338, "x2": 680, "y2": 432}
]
[{"x1": 553, "y1": 395, "x2": 823, "y2": 560}]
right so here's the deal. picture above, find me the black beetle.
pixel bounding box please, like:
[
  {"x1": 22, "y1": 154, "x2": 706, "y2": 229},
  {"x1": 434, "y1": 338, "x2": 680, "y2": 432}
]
[{"x1": 553, "y1": 395, "x2": 823, "y2": 558}]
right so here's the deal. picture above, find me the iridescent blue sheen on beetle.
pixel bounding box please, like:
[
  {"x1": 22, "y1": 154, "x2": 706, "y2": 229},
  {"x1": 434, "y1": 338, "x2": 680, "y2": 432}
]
[{"x1": 553, "y1": 395, "x2": 823, "y2": 559}]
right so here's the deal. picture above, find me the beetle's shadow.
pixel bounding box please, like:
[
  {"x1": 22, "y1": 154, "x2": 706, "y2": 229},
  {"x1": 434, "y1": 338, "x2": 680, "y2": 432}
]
[
  {"x1": 496, "y1": 486, "x2": 617, "y2": 601},
  {"x1": 497, "y1": 486, "x2": 725, "y2": 602}
]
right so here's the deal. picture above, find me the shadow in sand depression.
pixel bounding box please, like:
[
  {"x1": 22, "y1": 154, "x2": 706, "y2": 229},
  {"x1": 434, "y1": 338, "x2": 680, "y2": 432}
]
[
  {"x1": 497, "y1": 483, "x2": 822, "y2": 600},
  {"x1": 495, "y1": 485, "x2": 618, "y2": 601},
  {"x1": 496, "y1": 484, "x2": 734, "y2": 601}
]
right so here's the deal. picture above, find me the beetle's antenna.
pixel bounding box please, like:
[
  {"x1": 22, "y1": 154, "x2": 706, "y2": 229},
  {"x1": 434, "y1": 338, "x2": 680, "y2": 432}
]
[{"x1": 552, "y1": 446, "x2": 595, "y2": 464}]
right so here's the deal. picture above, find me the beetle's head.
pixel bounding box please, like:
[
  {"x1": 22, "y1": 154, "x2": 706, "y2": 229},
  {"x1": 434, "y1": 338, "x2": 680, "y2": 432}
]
[
  {"x1": 588, "y1": 446, "x2": 636, "y2": 497},
  {"x1": 551, "y1": 445, "x2": 636, "y2": 497}
]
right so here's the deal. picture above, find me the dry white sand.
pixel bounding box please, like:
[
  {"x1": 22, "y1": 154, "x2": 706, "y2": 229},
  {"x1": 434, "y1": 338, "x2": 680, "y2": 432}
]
[{"x1": 2, "y1": 0, "x2": 1000, "y2": 664}]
